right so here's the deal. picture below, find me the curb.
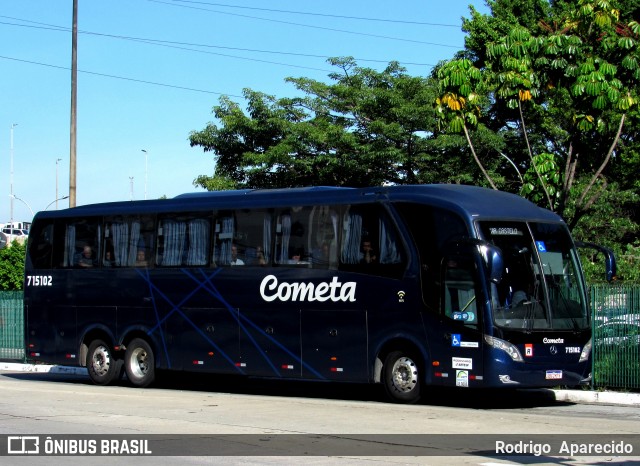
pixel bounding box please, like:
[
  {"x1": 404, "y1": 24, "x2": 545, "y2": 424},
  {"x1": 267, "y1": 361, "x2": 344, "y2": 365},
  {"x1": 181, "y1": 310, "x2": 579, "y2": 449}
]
[
  {"x1": 0, "y1": 361, "x2": 87, "y2": 376},
  {"x1": 552, "y1": 388, "x2": 640, "y2": 407}
]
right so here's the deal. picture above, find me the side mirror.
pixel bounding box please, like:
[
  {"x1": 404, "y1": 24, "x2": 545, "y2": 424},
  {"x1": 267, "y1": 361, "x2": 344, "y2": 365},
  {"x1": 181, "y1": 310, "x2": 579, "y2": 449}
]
[
  {"x1": 575, "y1": 241, "x2": 617, "y2": 282},
  {"x1": 480, "y1": 243, "x2": 504, "y2": 284}
]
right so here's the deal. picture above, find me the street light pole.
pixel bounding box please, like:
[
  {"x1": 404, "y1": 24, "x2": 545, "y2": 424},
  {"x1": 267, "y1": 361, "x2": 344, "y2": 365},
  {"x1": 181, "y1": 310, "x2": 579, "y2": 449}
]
[
  {"x1": 498, "y1": 151, "x2": 524, "y2": 185},
  {"x1": 56, "y1": 158, "x2": 62, "y2": 210},
  {"x1": 9, "y1": 123, "x2": 17, "y2": 241},
  {"x1": 10, "y1": 194, "x2": 34, "y2": 217},
  {"x1": 45, "y1": 195, "x2": 69, "y2": 211},
  {"x1": 129, "y1": 177, "x2": 134, "y2": 201},
  {"x1": 69, "y1": 0, "x2": 78, "y2": 208},
  {"x1": 141, "y1": 149, "x2": 148, "y2": 200}
]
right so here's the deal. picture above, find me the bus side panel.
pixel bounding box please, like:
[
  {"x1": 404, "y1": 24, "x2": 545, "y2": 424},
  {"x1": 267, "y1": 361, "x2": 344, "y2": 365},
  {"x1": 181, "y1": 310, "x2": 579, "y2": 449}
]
[
  {"x1": 300, "y1": 310, "x2": 368, "y2": 381},
  {"x1": 27, "y1": 305, "x2": 77, "y2": 366},
  {"x1": 178, "y1": 307, "x2": 241, "y2": 374},
  {"x1": 239, "y1": 308, "x2": 301, "y2": 378}
]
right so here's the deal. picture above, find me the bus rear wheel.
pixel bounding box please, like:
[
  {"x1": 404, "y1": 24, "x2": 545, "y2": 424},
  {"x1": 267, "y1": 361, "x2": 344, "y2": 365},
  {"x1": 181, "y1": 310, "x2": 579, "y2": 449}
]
[
  {"x1": 383, "y1": 350, "x2": 422, "y2": 404},
  {"x1": 124, "y1": 338, "x2": 155, "y2": 387},
  {"x1": 87, "y1": 339, "x2": 122, "y2": 386}
]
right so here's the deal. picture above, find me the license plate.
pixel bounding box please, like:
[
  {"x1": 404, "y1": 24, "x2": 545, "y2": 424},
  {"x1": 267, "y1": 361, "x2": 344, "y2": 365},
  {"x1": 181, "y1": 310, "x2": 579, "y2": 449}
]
[{"x1": 546, "y1": 370, "x2": 562, "y2": 380}]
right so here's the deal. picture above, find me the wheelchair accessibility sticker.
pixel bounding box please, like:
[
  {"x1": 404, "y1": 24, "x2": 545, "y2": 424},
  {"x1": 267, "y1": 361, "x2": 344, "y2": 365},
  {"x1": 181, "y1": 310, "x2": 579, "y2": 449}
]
[{"x1": 451, "y1": 334, "x2": 479, "y2": 348}]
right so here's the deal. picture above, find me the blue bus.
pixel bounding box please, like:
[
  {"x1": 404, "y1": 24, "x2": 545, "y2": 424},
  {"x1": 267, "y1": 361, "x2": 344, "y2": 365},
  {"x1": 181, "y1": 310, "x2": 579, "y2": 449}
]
[{"x1": 23, "y1": 185, "x2": 614, "y2": 403}]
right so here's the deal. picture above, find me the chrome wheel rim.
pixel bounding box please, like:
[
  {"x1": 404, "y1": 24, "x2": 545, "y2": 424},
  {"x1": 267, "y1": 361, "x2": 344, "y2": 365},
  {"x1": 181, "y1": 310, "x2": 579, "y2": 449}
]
[
  {"x1": 129, "y1": 347, "x2": 149, "y2": 379},
  {"x1": 91, "y1": 345, "x2": 111, "y2": 377},
  {"x1": 391, "y1": 356, "x2": 418, "y2": 393}
]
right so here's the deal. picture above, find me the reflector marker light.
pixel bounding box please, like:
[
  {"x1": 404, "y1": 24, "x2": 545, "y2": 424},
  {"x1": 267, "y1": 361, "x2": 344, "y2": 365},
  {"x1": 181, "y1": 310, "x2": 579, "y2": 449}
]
[
  {"x1": 192, "y1": 360, "x2": 204, "y2": 365},
  {"x1": 281, "y1": 364, "x2": 294, "y2": 370},
  {"x1": 330, "y1": 368, "x2": 344, "y2": 372}
]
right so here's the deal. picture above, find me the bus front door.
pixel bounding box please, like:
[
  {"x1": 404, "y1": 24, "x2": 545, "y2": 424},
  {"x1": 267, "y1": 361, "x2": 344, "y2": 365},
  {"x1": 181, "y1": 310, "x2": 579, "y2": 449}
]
[{"x1": 433, "y1": 254, "x2": 485, "y2": 388}]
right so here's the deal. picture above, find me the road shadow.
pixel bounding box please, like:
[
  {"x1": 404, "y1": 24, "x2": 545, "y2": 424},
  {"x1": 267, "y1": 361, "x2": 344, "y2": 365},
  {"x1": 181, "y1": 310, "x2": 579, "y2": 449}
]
[
  {"x1": 1, "y1": 368, "x2": 572, "y2": 409},
  {"x1": 154, "y1": 371, "x2": 571, "y2": 409}
]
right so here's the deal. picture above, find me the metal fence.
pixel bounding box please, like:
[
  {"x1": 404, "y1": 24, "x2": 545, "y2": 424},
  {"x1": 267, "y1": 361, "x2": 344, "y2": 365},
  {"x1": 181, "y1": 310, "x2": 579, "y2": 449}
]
[
  {"x1": 0, "y1": 291, "x2": 24, "y2": 360},
  {"x1": 591, "y1": 283, "x2": 640, "y2": 390},
  {"x1": 1, "y1": 286, "x2": 638, "y2": 389}
]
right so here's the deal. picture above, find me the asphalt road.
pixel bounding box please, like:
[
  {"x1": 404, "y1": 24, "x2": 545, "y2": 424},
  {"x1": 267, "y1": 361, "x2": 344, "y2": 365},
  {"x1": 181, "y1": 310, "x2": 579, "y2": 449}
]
[{"x1": 0, "y1": 369, "x2": 639, "y2": 465}]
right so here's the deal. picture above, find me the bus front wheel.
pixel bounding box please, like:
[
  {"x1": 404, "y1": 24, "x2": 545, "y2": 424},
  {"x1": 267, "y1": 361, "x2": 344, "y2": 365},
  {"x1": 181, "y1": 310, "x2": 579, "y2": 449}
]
[
  {"x1": 124, "y1": 338, "x2": 155, "y2": 387},
  {"x1": 87, "y1": 339, "x2": 122, "y2": 386},
  {"x1": 383, "y1": 350, "x2": 422, "y2": 404}
]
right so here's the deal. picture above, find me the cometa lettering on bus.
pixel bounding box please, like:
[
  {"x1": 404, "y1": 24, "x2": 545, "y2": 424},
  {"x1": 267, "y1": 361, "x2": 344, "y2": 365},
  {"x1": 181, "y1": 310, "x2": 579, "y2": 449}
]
[{"x1": 259, "y1": 275, "x2": 356, "y2": 302}]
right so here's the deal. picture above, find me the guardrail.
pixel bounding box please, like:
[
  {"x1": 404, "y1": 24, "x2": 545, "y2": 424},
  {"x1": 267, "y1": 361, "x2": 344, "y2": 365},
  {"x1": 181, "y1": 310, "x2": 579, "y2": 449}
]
[{"x1": 1, "y1": 285, "x2": 639, "y2": 389}]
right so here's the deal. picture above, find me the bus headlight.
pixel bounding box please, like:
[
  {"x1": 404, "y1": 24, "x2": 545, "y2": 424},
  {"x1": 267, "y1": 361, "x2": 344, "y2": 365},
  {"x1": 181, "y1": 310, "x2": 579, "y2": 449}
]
[
  {"x1": 579, "y1": 338, "x2": 592, "y2": 363},
  {"x1": 484, "y1": 335, "x2": 524, "y2": 362}
]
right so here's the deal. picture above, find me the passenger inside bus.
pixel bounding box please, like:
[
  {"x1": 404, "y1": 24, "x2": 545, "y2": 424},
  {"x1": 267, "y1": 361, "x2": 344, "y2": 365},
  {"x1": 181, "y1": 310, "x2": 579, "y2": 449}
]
[
  {"x1": 288, "y1": 247, "x2": 308, "y2": 264},
  {"x1": 254, "y1": 246, "x2": 267, "y2": 266},
  {"x1": 360, "y1": 239, "x2": 378, "y2": 264},
  {"x1": 103, "y1": 250, "x2": 114, "y2": 267},
  {"x1": 135, "y1": 250, "x2": 149, "y2": 267},
  {"x1": 76, "y1": 245, "x2": 95, "y2": 268},
  {"x1": 230, "y1": 244, "x2": 244, "y2": 266}
]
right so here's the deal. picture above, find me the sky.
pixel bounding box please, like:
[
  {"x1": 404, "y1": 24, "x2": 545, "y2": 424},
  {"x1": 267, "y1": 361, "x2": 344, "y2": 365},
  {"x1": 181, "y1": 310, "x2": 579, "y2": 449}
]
[{"x1": 0, "y1": 0, "x2": 489, "y2": 224}]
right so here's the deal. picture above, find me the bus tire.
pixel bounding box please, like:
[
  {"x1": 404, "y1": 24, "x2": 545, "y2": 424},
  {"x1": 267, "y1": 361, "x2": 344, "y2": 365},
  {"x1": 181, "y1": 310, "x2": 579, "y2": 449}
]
[
  {"x1": 382, "y1": 350, "x2": 422, "y2": 404},
  {"x1": 124, "y1": 338, "x2": 155, "y2": 387},
  {"x1": 87, "y1": 339, "x2": 122, "y2": 386}
]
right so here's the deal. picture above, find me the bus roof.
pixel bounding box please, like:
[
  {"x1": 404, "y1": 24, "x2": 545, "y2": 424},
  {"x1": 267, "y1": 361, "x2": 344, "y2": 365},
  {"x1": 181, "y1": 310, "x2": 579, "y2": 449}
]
[{"x1": 33, "y1": 184, "x2": 562, "y2": 224}]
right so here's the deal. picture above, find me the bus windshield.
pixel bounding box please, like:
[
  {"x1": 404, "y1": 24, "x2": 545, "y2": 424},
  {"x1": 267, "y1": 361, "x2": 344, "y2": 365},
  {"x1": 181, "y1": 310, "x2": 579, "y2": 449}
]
[{"x1": 479, "y1": 221, "x2": 588, "y2": 331}]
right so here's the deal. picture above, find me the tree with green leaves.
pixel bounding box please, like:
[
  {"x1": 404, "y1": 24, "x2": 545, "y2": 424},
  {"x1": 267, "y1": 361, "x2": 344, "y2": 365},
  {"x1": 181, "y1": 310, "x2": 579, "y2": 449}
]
[
  {"x1": 455, "y1": 0, "x2": 639, "y2": 233},
  {"x1": 0, "y1": 242, "x2": 26, "y2": 291},
  {"x1": 434, "y1": 0, "x2": 640, "y2": 279},
  {"x1": 190, "y1": 58, "x2": 440, "y2": 189}
]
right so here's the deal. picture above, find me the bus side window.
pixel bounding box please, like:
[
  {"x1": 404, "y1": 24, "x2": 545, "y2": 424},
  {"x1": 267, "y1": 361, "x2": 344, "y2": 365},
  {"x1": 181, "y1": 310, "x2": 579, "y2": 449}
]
[
  {"x1": 340, "y1": 204, "x2": 406, "y2": 278},
  {"x1": 235, "y1": 209, "x2": 272, "y2": 267},
  {"x1": 61, "y1": 218, "x2": 101, "y2": 269},
  {"x1": 28, "y1": 222, "x2": 54, "y2": 269},
  {"x1": 157, "y1": 215, "x2": 211, "y2": 267},
  {"x1": 275, "y1": 207, "x2": 313, "y2": 266},
  {"x1": 104, "y1": 215, "x2": 155, "y2": 267},
  {"x1": 213, "y1": 213, "x2": 235, "y2": 266},
  {"x1": 308, "y1": 206, "x2": 339, "y2": 269}
]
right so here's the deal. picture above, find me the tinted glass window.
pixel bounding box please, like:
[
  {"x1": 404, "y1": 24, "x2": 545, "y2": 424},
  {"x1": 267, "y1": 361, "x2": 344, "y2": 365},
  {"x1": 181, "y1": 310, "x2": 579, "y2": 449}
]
[
  {"x1": 157, "y1": 213, "x2": 211, "y2": 267},
  {"x1": 339, "y1": 203, "x2": 406, "y2": 278},
  {"x1": 103, "y1": 215, "x2": 155, "y2": 268},
  {"x1": 27, "y1": 221, "x2": 54, "y2": 269},
  {"x1": 58, "y1": 218, "x2": 102, "y2": 269}
]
